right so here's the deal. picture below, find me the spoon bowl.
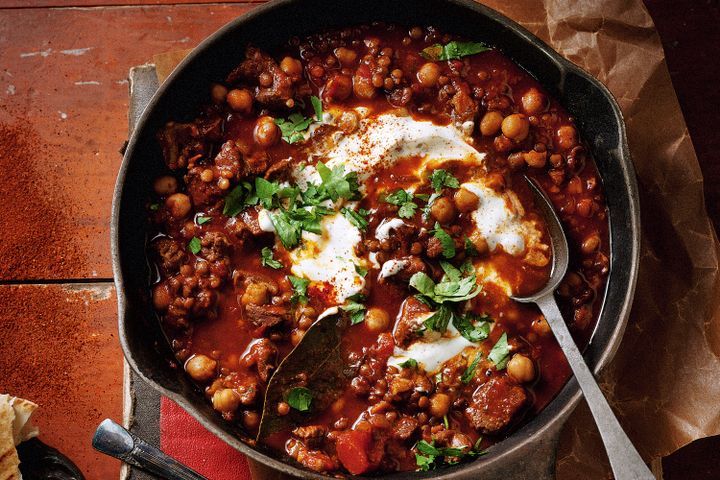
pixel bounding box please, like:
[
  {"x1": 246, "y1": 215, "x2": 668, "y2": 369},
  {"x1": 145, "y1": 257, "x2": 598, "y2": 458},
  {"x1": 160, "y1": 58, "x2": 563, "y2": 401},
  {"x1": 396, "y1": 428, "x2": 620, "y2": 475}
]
[{"x1": 510, "y1": 176, "x2": 654, "y2": 480}]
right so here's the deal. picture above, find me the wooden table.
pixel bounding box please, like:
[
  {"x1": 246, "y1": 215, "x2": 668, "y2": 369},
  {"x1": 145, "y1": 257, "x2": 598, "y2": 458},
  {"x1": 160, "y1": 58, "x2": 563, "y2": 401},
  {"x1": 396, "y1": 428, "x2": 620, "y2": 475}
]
[{"x1": 0, "y1": 0, "x2": 716, "y2": 478}]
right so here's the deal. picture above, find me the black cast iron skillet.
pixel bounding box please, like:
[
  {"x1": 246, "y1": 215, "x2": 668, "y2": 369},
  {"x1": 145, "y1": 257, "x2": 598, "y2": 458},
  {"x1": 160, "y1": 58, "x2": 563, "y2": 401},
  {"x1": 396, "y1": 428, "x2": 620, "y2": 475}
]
[{"x1": 111, "y1": 0, "x2": 640, "y2": 478}]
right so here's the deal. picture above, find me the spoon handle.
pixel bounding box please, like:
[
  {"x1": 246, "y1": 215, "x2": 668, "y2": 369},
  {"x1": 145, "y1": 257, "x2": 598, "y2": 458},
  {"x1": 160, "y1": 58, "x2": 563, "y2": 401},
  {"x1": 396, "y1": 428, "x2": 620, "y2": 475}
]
[
  {"x1": 92, "y1": 419, "x2": 207, "y2": 480},
  {"x1": 535, "y1": 294, "x2": 655, "y2": 480}
]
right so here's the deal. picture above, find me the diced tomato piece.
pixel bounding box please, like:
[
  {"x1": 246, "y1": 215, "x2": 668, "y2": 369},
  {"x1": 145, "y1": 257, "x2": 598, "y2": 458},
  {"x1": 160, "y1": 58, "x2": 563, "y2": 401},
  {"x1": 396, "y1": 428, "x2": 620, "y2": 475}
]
[{"x1": 336, "y1": 429, "x2": 372, "y2": 475}]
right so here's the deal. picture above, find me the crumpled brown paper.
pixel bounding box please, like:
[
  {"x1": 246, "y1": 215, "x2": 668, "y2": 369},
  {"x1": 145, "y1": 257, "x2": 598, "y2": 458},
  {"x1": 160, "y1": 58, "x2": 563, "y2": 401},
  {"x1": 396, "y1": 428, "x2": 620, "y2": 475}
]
[{"x1": 150, "y1": 1, "x2": 720, "y2": 477}]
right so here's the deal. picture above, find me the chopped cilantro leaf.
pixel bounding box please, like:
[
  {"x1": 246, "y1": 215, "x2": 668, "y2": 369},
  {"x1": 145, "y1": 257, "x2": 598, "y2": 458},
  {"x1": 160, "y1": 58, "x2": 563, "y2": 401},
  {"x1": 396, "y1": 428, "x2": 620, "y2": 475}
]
[
  {"x1": 149, "y1": 203, "x2": 159, "y2": 211},
  {"x1": 488, "y1": 332, "x2": 511, "y2": 370},
  {"x1": 461, "y1": 353, "x2": 482, "y2": 384},
  {"x1": 399, "y1": 358, "x2": 418, "y2": 369},
  {"x1": 354, "y1": 263, "x2": 368, "y2": 277},
  {"x1": 270, "y1": 209, "x2": 302, "y2": 249},
  {"x1": 453, "y1": 313, "x2": 492, "y2": 342},
  {"x1": 464, "y1": 237, "x2": 479, "y2": 257},
  {"x1": 255, "y1": 177, "x2": 280, "y2": 209},
  {"x1": 316, "y1": 162, "x2": 360, "y2": 201},
  {"x1": 287, "y1": 387, "x2": 312, "y2": 412},
  {"x1": 188, "y1": 237, "x2": 201, "y2": 254},
  {"x1": 222, "y1": 181, "x2": 255, "y2": 217},
  {"x1": 341, "y1": 207, "x2": 369, "y2": 231},
  {"x1": 260, "y1": 247, "x2": 283, "y2": 269},
  {"x1": 409, "y1": 269, "x2": 481, "y2": 305},
  {"x1": 310, "y1": 95, "x2": 323, "y2": 120},
  {"x1": 421, "y1": 41, "x2": 491, "y2": 61},
  {"x1": 443, "y1": 415, "x2": 450, "y2": 429},
  {"x1": 423, "y1": 304, "x2": 452, "y2": 333},
  {"x1": 196, "y1": 215, "x2": 212, "y2": 225},
  {"x1": 341, "y1": 298, "x2": 366, "y2": 325},
  {"x1": 288, "y1": 275, "x2": 310, "y2": 304},
  {"x1": 383, "y1": 189, "x2": 418, "y2": 219},
  {"x1": 432, "y1": 223, "x2": 456, "y2": 258},
  {"x1": 429, "y1": 169, "x2": 460, "y2": 192}
]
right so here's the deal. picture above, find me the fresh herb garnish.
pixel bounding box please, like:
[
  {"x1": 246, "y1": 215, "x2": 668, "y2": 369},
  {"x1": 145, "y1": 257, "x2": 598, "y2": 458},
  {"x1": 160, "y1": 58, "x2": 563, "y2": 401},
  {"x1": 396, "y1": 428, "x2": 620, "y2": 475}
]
[
  {"x1": 354, "y1": 263, "x2": 368, "y2": 277},
  {"x1": 260, "y1": 247, "x2": 283, "y2": 269},
  {"x1": 464, "y1": 237, "x2": 479, "y2": 257},
  {"x1": 222, "y1": 181, "x2": 256, "y2": 217},
  {"x1": 317, "y1": 161, "x2": 360, "y2": 202},
  {"x1": 488, "y1": 332, "x2": 511, "y2": 370},
  {"x1": 399, "y1": 358, "x2": 418, "y2": 369},
  {"x1": 275, "y1": 96, "x2": 322, "y2": 144},
  {"x1": 383, "y1": 189, "x2": 418, "y2": 219},
  {"x1": 188, "y1": 237, "x2": 201, "y2": 254},
  {"x1": 196, "y1": 215, "x2": 212, "y2": 225},
  {"x1": 461, "y1": 353, "x2": 482, "y2": 384},
  {"x1": 443, "y1": 415, "x2": 450, "y2": 429},
  {"x1": 270, "y1": 209, "x2": 302, "y2": 249},
  {"x1": 423, "y1": 304, "x2": 453, "y2": 334},
  {"x1": 287, "y1": 387, "x2": 312, "y2": 412},
  {"x1": 341, "y1": 207, "x2": 369, "y2": 231},
  {"x1": 149, "y1": 203, "x2": 159, "y2": 211},
  {"x1": 421, "y1": 41, "x2": 491, "y2": 61},
  {"x1": 288, "y1": 275, "x2": 310, "y2": 304},
  {"x1": 432, "y1": 223, "x2": 456, "y2": 258},
  {"x1": 422, "y1": 192, "x2": 441, "y2": 219},
  {"x1": 429, "y1": 169, "x2": 460, "y2": 192},
  {"x1": 453, "y1": 312, "x2": 492, "y2": 342},
  {"x1": 341, "y1": 293, "x2": 366, "y2": 325},
  {"x1": 409, "y1": 270, "x2": 481, "y2": 305},
  {"x1": 415, "y1": 440, "x2": 474, "y2": 471},
  {"x1": 255, "y1": 177, "x2": 280, "y2": 209}
]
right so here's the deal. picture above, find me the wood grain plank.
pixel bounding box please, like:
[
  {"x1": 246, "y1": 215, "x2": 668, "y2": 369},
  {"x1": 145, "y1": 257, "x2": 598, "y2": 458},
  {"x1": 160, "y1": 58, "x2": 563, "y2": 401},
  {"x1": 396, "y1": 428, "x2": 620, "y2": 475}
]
[
  {"x1": 0, "y1": 0, "x2": 261, "y2": 8},
  {"x1": 0, "y1": 283, "x2": 122, "y2": 480},
  {"x1": 0, "y1": 3, "x2": 253, "y2": 280}
]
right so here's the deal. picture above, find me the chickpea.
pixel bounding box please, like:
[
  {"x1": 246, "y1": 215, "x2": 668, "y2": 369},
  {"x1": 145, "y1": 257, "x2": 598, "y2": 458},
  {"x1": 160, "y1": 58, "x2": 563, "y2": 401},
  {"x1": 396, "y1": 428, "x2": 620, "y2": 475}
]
[
  {"x1": 153, "y1": 175, "x2": 178, "y2": 195},
  {"x1": 291, "y1": 328, "x2": 305, "y2": 345},
  {"x1": 280, "y1": 56, "x2": 303, "y2": 78},
  {"x1": 334, "y1": 47, "x2": 358, "y2": 66},
  {"x1": 521, "y1": 87, "x2": 546, "y2": 115},
  {"x1": 524, "y1": 150, "x2": 547, "y2": 168},
  {"x1": 277, "y1": 402, "x2": 290, "y2": 416},
  {"x1": 501, "y1": 114, "x2": 530, "y2": 141},
  {"x1": 200, "y1": 169, "x2": 214, "y2": 183},
  {"x1": 409, "y1": 26, "x2": 423, "y2": 39},
  {"x1": 365, "y1": 307, "x2": 390, "y2": 333},
  {"x1": 353, "y1": 71, "x2": 377, "y2": 99},
  {"x1": 532, "y1": 316, "x2": 552, "y2": 336},
  {"x1": 430, "y1": 196, "x2": 456, "y2": 223},
  {"x1": 218, "y1": 178, "x2": 230, "y2": 190},
  {"x1": 210, "y1": 83, "x2": 228, "y2": 104},
  {"x1": 212, "y1": 388, "x2": 240, "y2": 413},
  {"x1": 165, "y1": 193, "x2": 192, "y2": 219},
  {"x1": 468, "y1": 231, "x2": 489, "y2": 255},
  {"x1": 581, "y1": 234, "x2": 600, "y2": 254},
  {"x1": 324, "y1": 74, "x2": 353, "y2": 102},
  {"x1": 453, "y1": 188, "x2": 479, "y2": 212},
  {"x1": 241, "y1": 282, "x2": 269, "y2": 306},
  {"x1": 337, "y1": 111, "x2": 359, "y2": 134},
  {"x1": 254, "y1": 116, "x2": 280, "y2": 148},
  {"x1": 416, "y1": 62, "x2": 441, "y2": 88},
  {"x1": 258, "y1": 72, "x2": 273, "y2": 87},
  {"x1": 429, "y1": 393, "x2": 451, "y2": 418},
  {"x1": 556, "y1": 125, "x2": 577, "y2": 150},
  {"x1": 507, "y1": 354, "x2": 535, "y2": 383},
  {"x1": 243, "y1": 411, "x2": 260, "y2": 430},
  {"x1": 185, "y1": 354, "x2": 217, "y2": 382},
  {"x1": 152, "y1": 284, "x2": 171, "y2": 311},
  {"x1": 479, "y1": 111, "x2": 503, "y2": 136},
  {"x1": 226, "y1": 88, "x2": 253, "y2": 114}
]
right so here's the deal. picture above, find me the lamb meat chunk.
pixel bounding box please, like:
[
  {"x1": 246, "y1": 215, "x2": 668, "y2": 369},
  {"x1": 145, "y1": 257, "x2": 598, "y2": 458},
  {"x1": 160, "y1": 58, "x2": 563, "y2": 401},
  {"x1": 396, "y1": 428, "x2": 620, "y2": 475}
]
[
  {"x1": 153, "y1": 238, "x2": 186, "y2": 275},
  {"x1": 394, "y1": 255, "x2": 427, "y2": 282},
  {"x1": 392, "y1": 416, "x2": 418, "y2": 440},
  {"x1": 393, "y1": 296, "x2": 432, "y2": 348},
  {"x1": 242, "y1": 338, "x2": 278, "y2": 383},
  {"x1": 185, "y1": 168, "x2": 223, "y2": 207},
  {"x1": 245, "y1": 303, "x2": 289, "y2": 328},
  {"x1": 287, "y1": 438, "x2": 338, "y2": 473},
  {"x1": 425, "y1": 237, "x2": 444, "y2": 259},
  {"x1": 200, "y1": 232, "x2": 231, "y2": 262},
  {"x1": 465, "y1": 376, "x2": 527, "y2": 434},
  {"x1": 226, "y1": 47, "x2": 295, "y2": 108},
  {"x1": 292, "y1": 425, "x2": 328, "y2": 447},
  {"x1": 156, "y1": 121, "x2": 207, "y2": 171}
]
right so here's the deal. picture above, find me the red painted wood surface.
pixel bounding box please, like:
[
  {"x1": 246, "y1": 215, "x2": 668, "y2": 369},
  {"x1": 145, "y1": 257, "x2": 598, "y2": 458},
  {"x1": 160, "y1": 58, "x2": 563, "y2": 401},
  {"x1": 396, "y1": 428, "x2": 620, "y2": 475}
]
[{"x1": 0, "y1": 0, "x2": 717, "y2": 479}]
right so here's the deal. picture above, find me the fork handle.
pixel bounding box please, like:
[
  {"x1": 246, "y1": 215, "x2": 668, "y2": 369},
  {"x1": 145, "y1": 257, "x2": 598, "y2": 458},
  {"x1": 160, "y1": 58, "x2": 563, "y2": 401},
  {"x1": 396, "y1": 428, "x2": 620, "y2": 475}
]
[{"x1": 535, "y1": 294, "x2": 655, "y2": 480}]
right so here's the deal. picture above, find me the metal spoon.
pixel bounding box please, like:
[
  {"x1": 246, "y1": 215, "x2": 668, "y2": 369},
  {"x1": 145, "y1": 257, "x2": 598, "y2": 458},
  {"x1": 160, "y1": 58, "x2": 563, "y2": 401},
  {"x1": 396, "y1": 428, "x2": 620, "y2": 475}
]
[
  {"x1": 511, "y1": 177, "x2": 654, "y2": 480},
  {"x1": 92, "y1": 419, "x2": 207, "y2": 480}
]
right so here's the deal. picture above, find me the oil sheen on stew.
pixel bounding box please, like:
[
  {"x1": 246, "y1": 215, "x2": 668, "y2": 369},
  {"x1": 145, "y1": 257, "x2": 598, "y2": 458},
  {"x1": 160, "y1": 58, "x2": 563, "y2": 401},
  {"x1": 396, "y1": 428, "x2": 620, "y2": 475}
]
[{"x1": 148, "y1": 23, "x2": 609, "y2": 476}]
